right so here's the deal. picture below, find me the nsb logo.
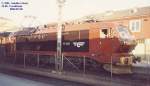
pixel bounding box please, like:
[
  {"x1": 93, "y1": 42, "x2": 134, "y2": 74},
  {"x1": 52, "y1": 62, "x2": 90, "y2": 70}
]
[{"x1": 73, "y1": 42, "x2": 85, "y2": 48}]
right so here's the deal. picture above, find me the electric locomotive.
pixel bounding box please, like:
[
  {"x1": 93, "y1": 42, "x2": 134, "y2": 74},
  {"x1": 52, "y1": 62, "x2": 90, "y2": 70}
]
[{"x1": 7, "y1": 22, "x2": 136, "y2": 74}]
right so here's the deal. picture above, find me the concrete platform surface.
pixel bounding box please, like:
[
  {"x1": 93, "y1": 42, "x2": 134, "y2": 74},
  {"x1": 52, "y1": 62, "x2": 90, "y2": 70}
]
[
  {"x1": 0, "y1": 63, "x2": 149, "y2": 86},
  {"x1": 0, "y1": 73, "x2": 52, "y2": 86}
]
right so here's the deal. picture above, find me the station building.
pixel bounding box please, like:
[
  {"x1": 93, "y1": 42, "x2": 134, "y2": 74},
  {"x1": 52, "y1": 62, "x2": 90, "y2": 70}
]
[{"x1": 75, "y1": 6, "x2": 150, "y2": 62}]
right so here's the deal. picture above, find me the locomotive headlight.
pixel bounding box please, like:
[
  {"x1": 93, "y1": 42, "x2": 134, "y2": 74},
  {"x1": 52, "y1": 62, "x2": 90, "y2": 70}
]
[{"x1": 120, "y1": 57, "x2": 132, "y2": 65}]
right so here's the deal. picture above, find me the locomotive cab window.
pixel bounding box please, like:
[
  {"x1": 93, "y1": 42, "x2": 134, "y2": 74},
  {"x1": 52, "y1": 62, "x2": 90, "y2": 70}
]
[
  {"x1": 102, "y1": 29, "x2": 108, "y2": 35},
  {"x1": 100, "y1": 29, "x2": 108, "y2": 38},
  {"x1": 100, "y1": 28, "x2": 113, "y2": 38}
]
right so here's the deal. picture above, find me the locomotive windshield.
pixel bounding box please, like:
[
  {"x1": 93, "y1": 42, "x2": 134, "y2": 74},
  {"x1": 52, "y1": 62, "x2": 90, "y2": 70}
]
[{"x1": 117, "y1": 25, "x2": 134, "y2": 41}]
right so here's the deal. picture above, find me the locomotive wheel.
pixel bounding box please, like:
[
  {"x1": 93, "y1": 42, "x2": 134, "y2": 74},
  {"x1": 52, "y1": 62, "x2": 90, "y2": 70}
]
[{"x1": 103, "y1": 64, "x2": 132, "y2": 74}]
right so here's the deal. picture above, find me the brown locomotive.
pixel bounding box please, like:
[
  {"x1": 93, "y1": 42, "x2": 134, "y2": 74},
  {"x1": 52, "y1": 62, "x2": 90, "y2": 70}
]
[{"x1": 6, "y1": 21, "x2": 136, "y2": 74}]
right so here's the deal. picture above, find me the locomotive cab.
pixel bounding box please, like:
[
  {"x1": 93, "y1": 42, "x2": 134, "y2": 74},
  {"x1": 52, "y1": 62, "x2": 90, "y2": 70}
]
[{"x1": 101, "y1": 25, "x2": 136, "y2": 74}]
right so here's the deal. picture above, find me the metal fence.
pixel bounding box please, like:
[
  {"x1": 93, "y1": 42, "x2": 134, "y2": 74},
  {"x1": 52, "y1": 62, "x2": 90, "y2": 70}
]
[{"x1": 0, "y1": 50, "x2": 150, "y2": 86}]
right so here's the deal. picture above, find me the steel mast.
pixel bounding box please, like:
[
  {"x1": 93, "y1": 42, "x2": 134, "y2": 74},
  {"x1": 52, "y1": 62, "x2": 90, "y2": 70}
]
[{"x1": 56, "y1": 0, "x2": 66, "y2": 73}]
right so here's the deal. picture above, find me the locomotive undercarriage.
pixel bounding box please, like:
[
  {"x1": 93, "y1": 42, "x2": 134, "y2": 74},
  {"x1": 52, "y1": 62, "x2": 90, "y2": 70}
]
[
  {"x1": 4, "y1": 52, "x2": 133, "y2": 74},
  {"x1": 103, "y1": 54, "x2": 133, "y2": 74},
  {"x1": 5, "y1": 53, "x2": 105, "y2": 74}
]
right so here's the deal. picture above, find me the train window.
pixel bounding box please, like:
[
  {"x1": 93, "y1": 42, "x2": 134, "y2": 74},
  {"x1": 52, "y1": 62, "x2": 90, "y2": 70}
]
[
  {"x1": 63, "y1": 31, "x2": 79, "y2": 41},
  {"x1": 100, "y1": 29, "x2": 108, "y2": 38},
  {"x1": 44, "y1": 25, "x2": 48, "y2": 28},
  {"x1": 80, "y1": 30, "x2": 89, "y2": 39},
  {"x1": 49, "y1": 33, "x2": 56, "y2": 40},
  {"x1": 100, "y1": 28, "x2": 114, "y2": 38},
  {"x1": 102, "y1": 29, "x2": 108, "y2": 35}
]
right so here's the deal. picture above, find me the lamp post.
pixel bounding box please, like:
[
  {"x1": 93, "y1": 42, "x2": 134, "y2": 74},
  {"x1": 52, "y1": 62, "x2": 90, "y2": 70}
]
[{"x1": 56, "y1": 0, "x2": 66, "y2": 73}]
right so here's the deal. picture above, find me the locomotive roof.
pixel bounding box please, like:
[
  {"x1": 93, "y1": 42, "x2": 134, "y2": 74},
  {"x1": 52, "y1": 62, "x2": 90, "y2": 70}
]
[
  {"x1": 33, "y1": 22, "x2": 115, "y2": 34},
  {"x1": 33, "y1": 6, "x2": 150, "y2": 35},
  {"x1": 13, "y1": 27, "x2": 36, "y2": 36}
]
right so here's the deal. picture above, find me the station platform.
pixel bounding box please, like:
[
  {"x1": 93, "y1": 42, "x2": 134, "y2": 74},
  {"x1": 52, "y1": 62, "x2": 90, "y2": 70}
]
[
  {"x1": 0, "y1": 64, "x2": 148, "y2": 86},
  {"x1": 0, "y1": 63, "x2": 149, "y2": 86},
  {"x1": 0, "y1": 63, "x2": 117, "y2": 86}
]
